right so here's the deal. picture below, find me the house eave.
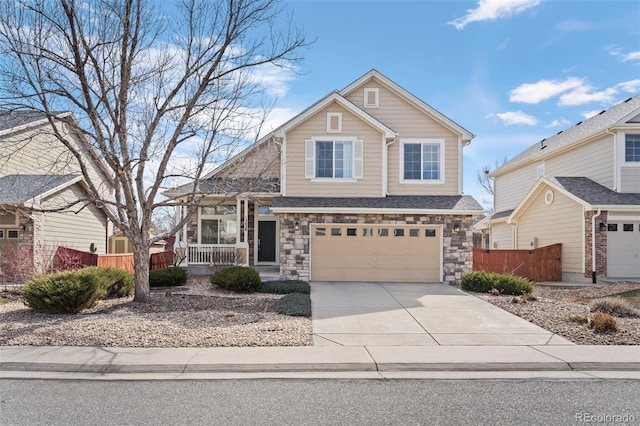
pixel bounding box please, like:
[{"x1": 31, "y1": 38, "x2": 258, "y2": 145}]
[{"x1": 270, "y1": 207, "x2": 484, "y2": 215}]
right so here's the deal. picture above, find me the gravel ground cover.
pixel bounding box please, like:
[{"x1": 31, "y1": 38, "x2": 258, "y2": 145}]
[
  {"x1": 0, "y1": 277, "x2": 313, "y2": 348},
  {"x1": 473, "y1": 282, "x2": 640, "y2": 345}
]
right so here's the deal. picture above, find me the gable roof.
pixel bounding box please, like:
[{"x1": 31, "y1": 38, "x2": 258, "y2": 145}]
[
  {"x1": 0, "y1": 174, "x2": 82, "y2": 204},
  {"x1": 271, "y1": 195, "x2": 483, "y2": 214},
  {"x1": 0, "y1": 110, "x2": 70, "y2": 135},
  {"x1": 340, "y1": 69, "x2": 475, "y2": 142},
  {"x1": 200, "y1": 91, "x2": 396, "y2": 181},
  {"x1": 493, "y1": 95, "x2": 640, "y2": 176},
  {"x1": 508, "y1": 176, "x2": 640, "y2": 222}
]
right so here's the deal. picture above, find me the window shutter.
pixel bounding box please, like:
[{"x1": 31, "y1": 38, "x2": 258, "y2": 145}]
[
  {"x1": 353, "y1": 139, "x2": 363, "y2": 179},
  {"x1": 305, "y1": 139, "x2": 315, "y2": 179}
]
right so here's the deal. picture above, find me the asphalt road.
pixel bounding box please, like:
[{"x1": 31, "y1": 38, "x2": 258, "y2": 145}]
[{"x1": 2, "y1": 378, "x2": 639, "y2": 425}]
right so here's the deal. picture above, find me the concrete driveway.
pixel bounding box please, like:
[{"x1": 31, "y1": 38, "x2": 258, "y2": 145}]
[{"x1": 311, "y1": 282, "x2": 573, "y2": 346}]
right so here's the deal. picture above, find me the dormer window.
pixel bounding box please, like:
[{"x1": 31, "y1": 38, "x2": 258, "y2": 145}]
[
  {"x1": 326, "y1": 113, "x2": 342, "y2": 133},
  {"x1": 364, "y1": 88, "x2": 379, "y2": 108}
]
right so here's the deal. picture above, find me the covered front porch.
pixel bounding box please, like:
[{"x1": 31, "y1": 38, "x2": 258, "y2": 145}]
[{"x1": 174, "y1": 196, "x2": 279, "y2": 271}]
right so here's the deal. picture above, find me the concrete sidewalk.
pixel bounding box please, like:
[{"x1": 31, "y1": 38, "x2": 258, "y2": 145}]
[{"x1": 2, "y1": 345, "x2": 640, "y2": 374}]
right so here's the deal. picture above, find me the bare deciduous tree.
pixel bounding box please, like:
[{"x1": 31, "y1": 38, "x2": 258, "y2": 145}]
[
  {"x1": 0, "y1": 0, "x2": 307, "y2": 302},
  {"x1": 476, "y1": 156, "x2": 508, "y2": 196}
]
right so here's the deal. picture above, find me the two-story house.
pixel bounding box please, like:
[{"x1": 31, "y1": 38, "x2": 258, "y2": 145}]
[
  {"x1": 0, "y1": 111, "x2": 112, "y2": 276},
  {"x1": 487, "y1": 95, "x2": 640, "y2": 282},
  {"x1": 166, "y1": 70, "x2": 483, "y2": 284}
]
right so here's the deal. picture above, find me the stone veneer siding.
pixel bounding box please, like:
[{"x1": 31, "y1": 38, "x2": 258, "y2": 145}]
[
  {"x1": 584, "y1": 210, "x2": 607, "y2": 279},
  {"x1": 278, "y1": 213, "x2": 474, "y2": 284}
]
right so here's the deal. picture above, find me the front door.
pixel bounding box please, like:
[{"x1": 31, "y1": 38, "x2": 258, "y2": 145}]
[{"x1": 257, "y1": 221, "x2": 277, "y2": 263}]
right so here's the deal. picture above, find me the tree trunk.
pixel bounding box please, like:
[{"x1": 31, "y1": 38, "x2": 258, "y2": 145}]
[{"x1": 132, "y1": 243, "x2": 150, "y2": 303}]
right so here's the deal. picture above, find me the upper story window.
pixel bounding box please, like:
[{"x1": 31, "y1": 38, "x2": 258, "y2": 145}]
[
  {"x1": 364, "y1": 88, "x2": 379, "y2": 108},
  {"x1": 536, "y1": 164, "x2": 545, "y2": 179},
  {"x1": 305, "y1": 138, "x2": 363, "y2": 181},
  {"x1": 400, "y1": 139, "x2": 444, "y2": 183},
  {"x1": 625, "y1": 134, "x2": 640, "y2": 162}
]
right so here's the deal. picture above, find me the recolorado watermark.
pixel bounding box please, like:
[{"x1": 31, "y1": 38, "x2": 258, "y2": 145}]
[{"x1": 575, "y1": 412, "x2": 636, "y2": 423}]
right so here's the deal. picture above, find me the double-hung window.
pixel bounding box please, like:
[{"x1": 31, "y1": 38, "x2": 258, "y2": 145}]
[
  {"x1": 305, "y1": 138, "x2": 363, "y2": 180},
  {"x1": 400, "y1": 139, "x2": 444, "y2": 183},
  {"x1": 625, "y1": 134, "x2": 640, "y2": 162},
  {"x1": 200, "y1": 205, "x2": 237, "y2": 245}
]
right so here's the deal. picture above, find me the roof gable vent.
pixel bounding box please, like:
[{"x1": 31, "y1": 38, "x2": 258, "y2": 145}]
[
  {"x1": 326, "y1": 112, "x2": 342, "y2": 133},
  {"x1": 364, "y1": 88, "x2": 379, "y2": 108}
]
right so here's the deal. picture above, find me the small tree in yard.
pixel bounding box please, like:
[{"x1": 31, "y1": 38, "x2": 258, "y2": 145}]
[{"x1": 0, "y1": 0, "x2": 306, "y2": 302}]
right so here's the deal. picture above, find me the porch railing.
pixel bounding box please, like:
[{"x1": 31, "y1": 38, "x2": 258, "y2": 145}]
[{"x1": 186, "y1": 245, "x2": 237, "y2": 265}]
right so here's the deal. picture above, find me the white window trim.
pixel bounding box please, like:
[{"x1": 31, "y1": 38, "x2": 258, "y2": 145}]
[
  {"x1": 6, "y1": 229, "x2": 19, "y2": 239},
  {"x1": 0, "y1": 211, "x2": 18, "y2": 227},
  {"x1": 536, "y1": 163, "x2": 545, "y2": 179},
  {"x1": 399, "y1": 139, "x2": 445, "y2": 184},
  {"x1": 326, "y1": 112, "x2": 342, "y2": 133},
  {"x1": 623, "y1": 133, "x2": 640, "y2": 165},
  {"x1": 0, "y1": 229, "x2": 4, "y2": 239},
  {"x1": 364, "y1": 88, "x2": 379, "y2": 108},
  {"x1": 198, "y1": 205, "x2": 238, "y2": 245},
  {"x1": 305, "y1": 137, "x2": 363, "y2": 181}
]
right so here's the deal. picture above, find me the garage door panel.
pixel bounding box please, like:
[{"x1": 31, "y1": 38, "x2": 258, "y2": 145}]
[
  {"x1": 607, "y1": 221, "x2": 640, "y2": 277},
  {"x1": 311, "y1": 224, "x2": 441, "y2": 283}
]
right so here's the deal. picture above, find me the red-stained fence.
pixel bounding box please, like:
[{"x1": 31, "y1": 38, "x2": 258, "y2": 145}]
[{"x1": 472, "y1": 243, "x2": 562, "y2": 282}]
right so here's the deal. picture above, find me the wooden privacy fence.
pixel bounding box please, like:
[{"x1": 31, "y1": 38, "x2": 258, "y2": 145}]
[
  {"x1": 55, "y1": 247, "x2": 174, "y2": 274},
  {"x1": 473, "y1": 243, "x2": 562, "y2": 282}
]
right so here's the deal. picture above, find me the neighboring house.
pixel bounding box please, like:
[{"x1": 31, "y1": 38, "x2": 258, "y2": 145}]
[
  {"x1": 0, "y1": 111, "x2": 112, "y2": 275},
  {"x1": 165, "y1": 70, "x2": 483, "y2": 284},
  {"x1": 108, "y1": 230, "x2": 167, "y2": 254},
  {"x1": 487, "y1": 95, "x2": 640, "y2": 282}
]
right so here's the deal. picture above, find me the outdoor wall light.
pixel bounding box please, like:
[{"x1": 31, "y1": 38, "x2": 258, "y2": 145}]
[
  {"x1": 453, "y1": 222, "x2": 461, "y2": 232},
  {"x1": 599, "y1": 222, "x2": 607, "y2": 231},
  {"x1": 294, "y1": 220, "x2": 300, "y2": 231}
]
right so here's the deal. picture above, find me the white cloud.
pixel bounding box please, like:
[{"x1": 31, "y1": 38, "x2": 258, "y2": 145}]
[
  {"x1": 544, "y1": 118, "x2": 570, "y2": 128},
  {"x1": 610, "y1": 48, "x2": 640, "y2": 63},
  {"x1": 496, "y1": 111, "x2": 538, "y2": 125},
  {"x1": 448, "y1": 0, "x2": 541, "y2": 30},
  {"x1": 509, "y1": 77, "x2": 584, "y2": 104},
  {"x1": 582, "y1": 110, "x2": 602, "y2": 119},
  {"x1": 617, "y1": 79, "x2": 640, "y2": 93},
  {"x1": 555, "y1": 19, "x2": 591, "y2": 33},
  {"x1": 558, "y1": 87, "x2": 617, "y2": 106}
]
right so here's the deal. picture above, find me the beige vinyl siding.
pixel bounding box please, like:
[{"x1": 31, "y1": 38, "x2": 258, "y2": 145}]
[
  {"x1": 218, "y1": 140, "x2": 281, "y2": 180},
  {"x1": 285, "y1": 103, "x2": 383, "y2": 197},
  {"x1": 345, "y1": 81, "x2": 460, "y2": 195},
  {"x1": 41, "y1": 184, "x2": 108, "y2": 254},
  {"x1": 0, "y1": 123, "x2": 111, "y2": 199},
  {"x1": 545, "y1": 134, "x2": 614, "y2": 189},
  {"x1": 620, "y1": 167, "x2": 640, "y2": 192},
  {"x1": 515, "y1": 188, "x2": 583, "y2": 274},
  {"x1": 494, "y1": 162, "x2": 539, "y2": 212},
  {"x1": 489, "y1": 222, "x2": 514, "y2": 249}
]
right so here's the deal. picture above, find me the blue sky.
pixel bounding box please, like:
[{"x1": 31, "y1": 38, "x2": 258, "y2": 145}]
[{"x1": 261, "y1": 0, "x2": 640, "y2": 209}]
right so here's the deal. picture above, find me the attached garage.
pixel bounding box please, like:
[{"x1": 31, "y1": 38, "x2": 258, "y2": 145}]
[
  {"x1": 607, "y1": 220, "x2": 640, "y2": 277},
  {"x1": 310, "y1": 224, "x2": 442, "y2": 282}
]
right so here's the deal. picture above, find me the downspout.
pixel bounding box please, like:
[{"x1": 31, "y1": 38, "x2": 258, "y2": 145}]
[
  {"x1": 385, "y1": 137, "x2": 397, "y2": 196},
  {"x1": 591, "y1": 208, "x2": 602, "y2": 284}
]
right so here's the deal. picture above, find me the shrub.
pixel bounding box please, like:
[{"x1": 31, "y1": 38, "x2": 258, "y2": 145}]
[
  {"x1": 569, "y1": 314, "x2": 589, "y2": 324},
  {"x1": 590, "y1": 298, "x2": 640, "y2": 318},
  {"x1": 149, "y1": 267, "x2": 187, "y2": 287},
  {"x1": 260, "y1": 280, "x2": 310, "y2": 295},
  {"x1": 461, "y1": 271, "x2": 533, "y2": 295},
  {"x1": 589, "y1": 312, "x2": 618, "y2": 333},
  {"x1": 76, "y1": 267, "x2": 134, "y2": 298},
  {"x1": 276, "y1": 293, "x2": 311, "y2": 317},
  {"x1": 210, "y1": 266, "x2": 261, "y2": 293},
  {"x1": 22, "y1": 271, "x2": 100, "y2": 314}
]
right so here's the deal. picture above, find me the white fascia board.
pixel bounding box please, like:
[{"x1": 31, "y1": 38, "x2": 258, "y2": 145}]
[
  {"x1": 270, "y1": 207, "x2": 484, "y2": 215},
  {"x1": 25, "y1": 175, "x2": 84, "y2": 204},
  {"x1": 275, "y1": 92, "x2": 395, "y2": 140},
  {"x1": 340, "y1": 70, "x2": 474, "y2": 141},
  {"x1": 508, "y1": 178, "x2": 591, "y2": 222}
]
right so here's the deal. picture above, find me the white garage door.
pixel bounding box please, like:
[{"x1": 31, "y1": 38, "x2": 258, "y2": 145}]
[
  {"x1": 310, "y1": 224, "x2": 442, "y2": 282},
  {"x1": 607, "y1": 221, "x2": 640, "y2": 277}
]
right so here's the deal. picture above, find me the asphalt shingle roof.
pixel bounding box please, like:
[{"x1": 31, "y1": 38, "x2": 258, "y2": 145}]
[
  {"x1": 0, "y1": 111, "x2": 68, "y2": 132},
  {"x1": 0, "y1": 174, "x2": 79, "y2": 203},
  {"x1": 551, "y1": 177, "x2": 640, "y2": 206},
  {"x1": 495, "y1": 95, "x2": 640, "y2": 173},
  {"x1": 272, "y1": 195, "x2": 483, "y2": 211}
]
